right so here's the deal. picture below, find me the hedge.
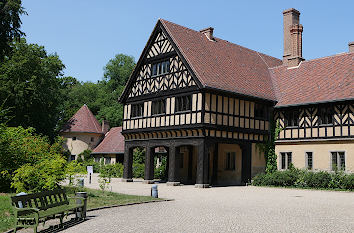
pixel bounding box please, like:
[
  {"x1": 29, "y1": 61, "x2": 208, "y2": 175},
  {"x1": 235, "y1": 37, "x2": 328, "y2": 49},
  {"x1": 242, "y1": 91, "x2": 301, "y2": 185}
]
[{"x1": 252, "y1": 168, "x2": 354, "y2": 190}]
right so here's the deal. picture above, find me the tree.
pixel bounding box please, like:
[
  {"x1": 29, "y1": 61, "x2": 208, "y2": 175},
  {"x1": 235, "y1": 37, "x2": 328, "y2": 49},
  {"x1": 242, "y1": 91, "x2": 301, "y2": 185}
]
[
  {"x1": 59, "y1": 54, "x2": 136, "y2": 128},
  {"x1": 103, "y1": 53, "x2": 135, "y2": 91},
  {"x1": 0, "y1": 39, "x2": 65, "y2": 139},
  {"x1": 98, "y1": 54, "x2": 136, "y2": 127},
  {"x1": 0, "y1": 0, "x2": 27, "y2": 61}
]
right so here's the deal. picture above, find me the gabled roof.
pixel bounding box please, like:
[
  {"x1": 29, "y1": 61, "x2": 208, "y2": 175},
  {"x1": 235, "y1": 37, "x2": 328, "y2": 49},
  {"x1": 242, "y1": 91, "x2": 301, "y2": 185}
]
[
  {"x1": 160, "y1": 19, "x2": 282, "y2": 101},
  {"x1": 61, "y1": 105, "x2": 103, "y2": 134},
  {"x1": 122, "y1": 19, "x2": 353, "y2": 107},
  {"x1": 92, "y1": 127, "x2": 124, "y2": 154},
  {"x1": 270, "y1": 53, "x2": 354, "y2": 107}
]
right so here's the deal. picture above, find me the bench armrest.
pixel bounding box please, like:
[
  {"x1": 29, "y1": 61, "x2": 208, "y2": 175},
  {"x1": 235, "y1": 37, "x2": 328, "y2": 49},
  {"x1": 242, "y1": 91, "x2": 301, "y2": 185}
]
[{"x1": 14, "y1": 207, "x2": 40, "y2": 218}]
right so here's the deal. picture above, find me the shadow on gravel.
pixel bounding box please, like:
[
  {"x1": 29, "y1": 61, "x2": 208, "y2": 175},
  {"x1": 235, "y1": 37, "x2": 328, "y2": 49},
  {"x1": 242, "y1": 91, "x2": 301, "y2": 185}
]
[{"x1": 35, "y1": 216, "x2": 96, "y2": 233}]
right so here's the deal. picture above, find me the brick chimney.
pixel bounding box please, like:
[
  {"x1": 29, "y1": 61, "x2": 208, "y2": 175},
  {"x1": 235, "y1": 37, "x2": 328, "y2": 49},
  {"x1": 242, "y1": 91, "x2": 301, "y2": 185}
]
[
  {"x1": 200, "y1": 27, "x2": 214, "y2": 41},
  {"x1": 283, "y1": 8, "x2": 304, "y2": 66},
  {"x1": 349, "y1": 42, "x2": 354, "y2": 53},
  {"x1": 102, "y1": 120, "x2": 110, "y2": 134}
]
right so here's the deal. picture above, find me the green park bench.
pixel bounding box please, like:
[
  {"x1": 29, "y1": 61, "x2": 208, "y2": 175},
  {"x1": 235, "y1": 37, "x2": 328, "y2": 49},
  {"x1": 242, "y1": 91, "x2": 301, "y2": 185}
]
[{"x1": 11, "y1": 189, "x2": 86, "y2": 233}]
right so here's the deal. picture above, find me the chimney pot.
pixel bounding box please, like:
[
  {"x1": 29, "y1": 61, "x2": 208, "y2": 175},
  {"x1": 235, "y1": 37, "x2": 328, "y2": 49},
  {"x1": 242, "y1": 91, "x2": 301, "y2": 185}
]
[
  {"x1": 200, "y1": 27, "x2": 214, "y2": 41},
  {"x1": 349, "y1": 42, "x2": 354, "y2": 53}
]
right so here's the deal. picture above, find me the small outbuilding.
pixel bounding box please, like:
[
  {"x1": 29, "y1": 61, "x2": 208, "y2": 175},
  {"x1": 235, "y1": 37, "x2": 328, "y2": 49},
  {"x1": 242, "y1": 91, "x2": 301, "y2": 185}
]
[{"x1": 91, "y1": 127, "x2": 125, "y2": 164}]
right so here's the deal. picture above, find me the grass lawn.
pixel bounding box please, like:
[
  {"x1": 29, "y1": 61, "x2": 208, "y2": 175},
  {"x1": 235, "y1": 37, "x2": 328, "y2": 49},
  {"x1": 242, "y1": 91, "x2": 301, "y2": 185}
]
[{"x1": 0, "y1": 187, "x2": 159, "y2": 232}]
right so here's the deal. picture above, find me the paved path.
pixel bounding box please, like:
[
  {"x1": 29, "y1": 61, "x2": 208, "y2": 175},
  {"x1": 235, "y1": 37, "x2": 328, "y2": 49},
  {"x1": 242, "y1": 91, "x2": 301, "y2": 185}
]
[
  {"x1": 19, "y1": 174, "x2": 354, "y2": 232},
  {"x1": 66, "y1": 174, "x2": 354, "y2": 233}
]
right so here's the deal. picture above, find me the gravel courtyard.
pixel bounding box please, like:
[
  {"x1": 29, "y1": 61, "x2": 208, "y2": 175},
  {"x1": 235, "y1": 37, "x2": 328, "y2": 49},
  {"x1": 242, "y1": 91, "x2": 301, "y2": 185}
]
[{"x1": 55, "y1": 174, "x2": 354, "y2": 233}]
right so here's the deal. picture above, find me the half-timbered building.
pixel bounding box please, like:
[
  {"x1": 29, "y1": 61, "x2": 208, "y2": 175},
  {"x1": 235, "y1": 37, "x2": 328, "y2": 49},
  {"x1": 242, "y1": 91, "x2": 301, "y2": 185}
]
[{"x1": 119, "y1": 8, "x2": 354, "y2": 187}]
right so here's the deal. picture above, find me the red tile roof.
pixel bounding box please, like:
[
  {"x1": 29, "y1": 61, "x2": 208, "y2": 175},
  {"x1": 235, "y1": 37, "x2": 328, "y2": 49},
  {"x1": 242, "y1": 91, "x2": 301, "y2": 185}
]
[
  {"x1": 61, "y1": 105, "x2": 103, "y2": 134},
  {"x1": 92, "y1": 127, "x2": 124, "y2": 154},
  {"x1": 161, "y1": 19, "x2": 282, "y2": 101},
  {"x1": 159, "y1": 19, "x2": 353, "y2": 106},
  {"x1": 270, "y1": 53, "x2": 354, "y2": 107}
]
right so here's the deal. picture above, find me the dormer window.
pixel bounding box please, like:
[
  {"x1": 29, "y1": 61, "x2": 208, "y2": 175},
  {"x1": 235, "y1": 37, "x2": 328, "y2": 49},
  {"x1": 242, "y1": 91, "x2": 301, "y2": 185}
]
[{"x1": 152, "y1": 60, "x2": 170, "y2": 77}]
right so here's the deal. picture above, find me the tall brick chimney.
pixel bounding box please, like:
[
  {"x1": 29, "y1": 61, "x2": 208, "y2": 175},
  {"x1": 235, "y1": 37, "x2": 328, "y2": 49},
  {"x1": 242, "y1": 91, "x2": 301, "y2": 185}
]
[
  {"x1": 349, "y1": 42, "x2": 354, "y2": 53},
  {"x1": 200, "y1": 27, "x2": 214, "y2": 41},
  {"x1": 283, "y1": 8, "x2": 304, "y2": 66}
]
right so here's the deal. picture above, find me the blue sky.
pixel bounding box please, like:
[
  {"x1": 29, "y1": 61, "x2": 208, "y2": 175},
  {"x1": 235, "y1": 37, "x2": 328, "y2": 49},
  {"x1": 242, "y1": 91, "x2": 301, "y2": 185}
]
[{"x1": 22, "y1": 0, "x2": 354, "y2": 83}]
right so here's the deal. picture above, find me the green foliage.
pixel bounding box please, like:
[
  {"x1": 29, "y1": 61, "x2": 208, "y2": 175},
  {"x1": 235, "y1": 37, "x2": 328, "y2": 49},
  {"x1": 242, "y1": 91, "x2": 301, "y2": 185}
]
[
  {"x1": 253, "y1": 168, "x2": 354, "y2": 191},
  {"x1": 132, "y1": 163, "x2": 145, "y2": 178},
  {"x1": 133, "y1": 147, "x2": 145, "y2": 164},
  {"x1": 257, "y1": 120, "x2": 282, "y2": 174},
  {"x1": 65, "y1": 160, "x2": 86, "y2": 185},
  {"x1": 99, "y1": 163, "x2": 124, "y2": 178},
  {"x1": 58, "y1": 54, "x2": 136, "y2": 129},
  {"x1": 79, "y1": 149, "x2": 92, "y2": 161},
  {"x1": 0, "y1": 0, "x2": 27, "y2": 61},
  {"x1": 11, "y1": 154, "x2": 67, "y2": 193},
  {"x1": 154, "y1": 156, "x2": 167, "y2": 180},
  {"x1": 0, "y1": 125, "x2": 63, "y2": 192},
  {"x1": 0, "y1": 39, "x2": 65, "y2": 139},
  {"x1": 103, "y1": 53, "x2": 136, "y2": 90},
  {"x1": 83, "y1": 159, "x2": 101, "y2": 173}
]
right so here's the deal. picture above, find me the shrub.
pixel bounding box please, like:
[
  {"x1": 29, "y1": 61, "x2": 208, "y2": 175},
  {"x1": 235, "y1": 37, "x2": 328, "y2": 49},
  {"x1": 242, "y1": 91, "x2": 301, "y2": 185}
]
[
  {"x1": 133, "y1": 163, "x2": 145, "y2": 178},
  {"x1": 342, "y1": 173, "x2": 354, "y2": 190},
  {"x1": 154, "y1": 156, "x2": 167, "y2": 180},
  {"x1": 11, "y1": 155, "x2": 67, "y2": 193},
  {"x1": 0, "y1": 125, "x2": 66, "y2": 192},
  {"x1": 303, "y1": 171, "x2": 331, "y2": 189},
  {"x1": 100, "y1": 163, "x2": 124, "y2": 178},
  {"x1": 65, "y1": 160, "x2": 86, "y2": 185}
]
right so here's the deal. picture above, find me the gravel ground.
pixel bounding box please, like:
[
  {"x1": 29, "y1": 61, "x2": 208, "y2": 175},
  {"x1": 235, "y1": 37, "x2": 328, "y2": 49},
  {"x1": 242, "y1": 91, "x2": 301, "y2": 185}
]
[{"x1": 17, "y1": 174, "x2": 354, "y2": 233}]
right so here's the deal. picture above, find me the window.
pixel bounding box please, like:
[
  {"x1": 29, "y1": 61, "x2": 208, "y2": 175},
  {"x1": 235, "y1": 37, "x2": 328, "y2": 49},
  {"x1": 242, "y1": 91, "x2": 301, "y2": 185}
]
[
  {"x1": 306, "y1": 152, "x2": 313, "y2": 170},
  {"x1": 152, "y1": 60, "x2": 170, "y2": 76},
  {"x1": 255, "y1": 103, "x2": 268, "y2": 119},
  {"x1": 90, "y1": 137, "x2": 94, "y2": 142},
  {"x1": 280, "y1": 152, "x2": 292, "y2": 169},
  {"x1": 318, "y1": 106, "x2": 333, "y2": 125},
  {"x1": 225, "y1": 152, "x2": 236, "y2": 170},
  {"x1": 70, "y1": 155, "x2": 76, "y2": 161},
  {"x1": 284, "y1": 110, "x2": 299, "y2": 127},
  {"x1": 105, "y1": 157, "x2": 111, "y2": 165},
  {"x1": 95, "y1": 157, "x2": 100, "y2": 163},
  {"x1": 152, "y1": 99, "x2": 166, "y2": 115},
  {"x1": 175, "y1": 95, "x2": 192, "y2": 112},
  {"x1": 72, "y1": 137, "x2": 77, "y2": 141},
  {"x1": 131, "y1": 103, "x2": 144, "y2": 118},
  {"x1": 331, "y1": 152, "x2": 345, "y2": 171}
]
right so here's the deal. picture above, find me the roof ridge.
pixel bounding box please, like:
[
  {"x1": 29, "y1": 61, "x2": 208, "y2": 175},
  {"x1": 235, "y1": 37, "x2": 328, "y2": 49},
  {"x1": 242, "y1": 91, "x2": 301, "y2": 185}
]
[{"x1": 160, "y1": 19, "x2": 281, "y2": 63}]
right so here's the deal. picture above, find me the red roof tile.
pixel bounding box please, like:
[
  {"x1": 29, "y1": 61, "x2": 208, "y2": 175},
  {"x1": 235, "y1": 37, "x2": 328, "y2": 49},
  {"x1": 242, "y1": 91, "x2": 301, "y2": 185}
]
[
  {"x1": 270, "y1": 53, "x2": 354, "y2": 107},
  {"x1": 92, "y1": 127, "x2": 124, "y2": 154},
  {"x1": 160, "y1": 19, "x2": 282, "y2": 101},
  {"x1": 61, "y1": 105, "x2": 103, "y2": 134}
]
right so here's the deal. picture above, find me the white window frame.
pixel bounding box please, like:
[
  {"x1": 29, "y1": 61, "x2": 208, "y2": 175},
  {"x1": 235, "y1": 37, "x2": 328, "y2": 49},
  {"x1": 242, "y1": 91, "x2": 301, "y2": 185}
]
[
  {"x1": 305, "y1": 151, "x2": 314, "y2": 170},
  {"x1": 279, "y1": 152, "x2": 292, "y2": 170},
  {"x1": 330, "y1": 151, "x2": 345, "y2": 171}
]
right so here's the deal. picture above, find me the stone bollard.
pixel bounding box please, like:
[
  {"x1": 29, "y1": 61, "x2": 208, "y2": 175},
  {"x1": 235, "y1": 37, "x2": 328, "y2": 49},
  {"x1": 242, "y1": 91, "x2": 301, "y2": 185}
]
[
  {"x1": 75, "y1": 192, "x2": 88, "y2": 219},
  {"x1": 151, "y1": 184, "x2": 158, "y2": 198}
]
